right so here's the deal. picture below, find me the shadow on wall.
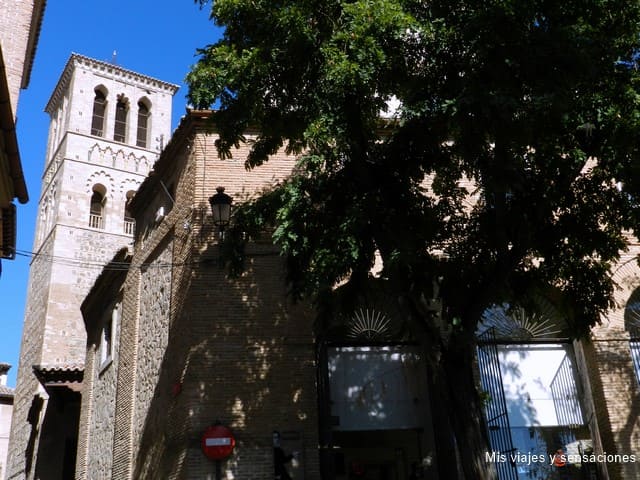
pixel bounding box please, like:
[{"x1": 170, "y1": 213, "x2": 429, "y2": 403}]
[
  {"x1": 24, "y1": 395, "x2": 43, "y2": 478},
  {"x1": 593, "y1": 340, "x2": 640, "y2": 478},
  {"x1": 131, "y1": 220, "x2": 316, "y2": 479}
]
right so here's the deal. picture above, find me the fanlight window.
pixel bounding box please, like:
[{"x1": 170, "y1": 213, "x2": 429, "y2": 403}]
[
  {"x1": 346, "y1": 308, "x2": 392, "y2": 341},
  {"x1": 477, "y1": 299, "x2": 566, "y2": 342}
]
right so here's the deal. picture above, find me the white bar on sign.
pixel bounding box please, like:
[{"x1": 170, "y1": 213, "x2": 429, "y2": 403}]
[{"x1": 206, "y1": 438, "x2": 231, "y2": 446}]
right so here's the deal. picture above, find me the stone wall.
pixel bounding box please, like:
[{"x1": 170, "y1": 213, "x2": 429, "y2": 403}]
[
  {"x1": 134, "y1": 240, "x2": 173, "y2": 456},
  {"x1": 77, "y1": 299, "x2": 121, "y2": 480},
  {"x1": 578, "y1": 245, "x2": 640, "y2": 480},
  {"x1": 5, "y1": 235, "x2": 52, "y2": 480}
]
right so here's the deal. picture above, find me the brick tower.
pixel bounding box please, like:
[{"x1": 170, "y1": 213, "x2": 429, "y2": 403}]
[{"x1": 5, "y1": 54, "x2": 177, "y2": 480}]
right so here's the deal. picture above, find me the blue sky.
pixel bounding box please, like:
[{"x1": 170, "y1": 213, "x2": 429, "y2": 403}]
[{"x1": 1, "y1": 1, "x2": 222, "y2": 386}]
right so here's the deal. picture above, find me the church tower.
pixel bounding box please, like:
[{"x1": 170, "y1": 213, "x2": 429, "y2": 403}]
[{"x1": 6, "y1": 54, "x2": 178, "y2": 480}]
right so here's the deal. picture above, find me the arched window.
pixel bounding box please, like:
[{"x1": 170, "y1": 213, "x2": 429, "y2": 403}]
[
  {"x1": 136, "y1": 101, "x2": 150, "y2": 148},
  {"x1": 89, "y1": 185, "x2": 106, "y2": 229},
  {"x1": 91, "y1": 89, "x2": 107, "y2": 137},
  {"x1": 114, "y1": 95, "x2": 129, "y2": 143},
  {"x1": 124, "y1": 190, "x2": 136, "y2": 235}
]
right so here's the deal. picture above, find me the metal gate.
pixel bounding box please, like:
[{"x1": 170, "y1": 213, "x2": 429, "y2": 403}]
[
  {"x1": 477, "y1": 328, "x2": 518, "y2": 480},
  {"x1": 550, "y1": 354, "x2": 584, "y2": 426},
  {"x1": 630, "y1": 335, "x2": 640, "y2": 386}
]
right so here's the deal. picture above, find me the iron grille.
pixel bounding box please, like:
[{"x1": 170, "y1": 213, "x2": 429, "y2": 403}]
[
  {"x1": 477, "y1": 328, "x2": 518, "y2": 480},
  {"x1": 630, "y1": 332, "x2": 640, "y2": 387},
  {"x1": 550, "y1": 355, "x2": 584, "y2": 426}
]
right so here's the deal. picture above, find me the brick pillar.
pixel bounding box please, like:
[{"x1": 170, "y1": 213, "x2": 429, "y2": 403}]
[{"x1": 579, "y1": 329, "x2": 640, "y2": 480}]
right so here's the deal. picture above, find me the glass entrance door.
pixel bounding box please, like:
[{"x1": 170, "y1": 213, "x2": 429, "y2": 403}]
[
  {"x1": 478, "y1": 339, "x2": 596, "y2": 479},
  {"x1": 326, "y1": 345, "x2": 430, "y2": 480}
]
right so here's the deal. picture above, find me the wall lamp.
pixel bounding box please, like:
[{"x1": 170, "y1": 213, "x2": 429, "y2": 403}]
[{"x1": 209, "y1": 186, "x2": 233, "y2": 236}]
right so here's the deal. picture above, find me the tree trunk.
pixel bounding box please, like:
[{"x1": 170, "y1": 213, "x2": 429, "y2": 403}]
[{"x1": 428, "y1": 337, "x2": 498, "y2": 480}]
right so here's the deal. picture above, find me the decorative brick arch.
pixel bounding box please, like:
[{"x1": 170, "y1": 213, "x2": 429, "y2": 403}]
[
  {"x1": 87, "y1": 144, "x2": 116, "y2": 167},
  {"x1": 87, "y1": 143, "x2": 100, "y2": 163},
  {"x1": 85, "y1": 171, "x2": 115, "y2": 200},
  {"x1": 610, "y1": 258, "x2": 640, "y2": 331},
  {"x1": 119, "y1": 178, "x2": 141, "y2": 196},
  {"x1": 624, "y1": 287, "x2": 640, "y2": 333},
  {"x1": 138, "y1": 155, "x2": 151, "y2": 174},
  {"x1": 94, "y1": 83, "x2": 109, "y2": 98},
  {"x1": 126, "y1": 153, "x2": 138, "y2": 172},
  {"x1": 115, "y1": 149, "x2": 126, "y2": 167}
]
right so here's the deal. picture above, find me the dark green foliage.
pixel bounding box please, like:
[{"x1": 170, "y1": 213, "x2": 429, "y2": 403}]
[
  {"x1": 189, "y1": 0, "x2": 640, "y2": 476},
  {"x1": 189, "y1": 0, "x2": 640, "y2": 331}
]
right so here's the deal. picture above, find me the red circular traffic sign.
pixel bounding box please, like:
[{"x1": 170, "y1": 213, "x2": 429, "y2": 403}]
[{"x1": 201, "y1": 425, "x2": 236, "y2": 460}]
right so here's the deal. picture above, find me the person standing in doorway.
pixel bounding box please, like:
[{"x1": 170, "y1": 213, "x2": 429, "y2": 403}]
[{"x1": 273, "y1": 430, "x2": 294, "y2": 480}]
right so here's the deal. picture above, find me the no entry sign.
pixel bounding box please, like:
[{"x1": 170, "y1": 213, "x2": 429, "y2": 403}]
[{"x1": 201, "y1": 424, "x2": 236, "y2": 460}]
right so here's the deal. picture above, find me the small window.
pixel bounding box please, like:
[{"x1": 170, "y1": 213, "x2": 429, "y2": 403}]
[
  {"x1": 101, "y1": 316, "x2": 113, "y2": 364},
  {"x1": 91, "y1": 89, "x2": 107, "y2": 137},
  {"x1": 124, "y1": 190, "x2": 136, "y2": 235},
  {"x1": 136, "y1": 101, "x2": 149, "y2": 148},
  {"x1": 89, "y1": 185, "x2": 106, "y2": 229},
  {"x1": 114, "y1": 95, "x2": 129, "y2": 143},
  {"x1": 100, "y1": 303, "x2": 119, "y2": 369}
]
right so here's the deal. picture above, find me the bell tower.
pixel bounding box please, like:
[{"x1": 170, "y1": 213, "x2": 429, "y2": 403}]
[{"x1": 6, "y1": 54, "x2": 178, "y2": 480}]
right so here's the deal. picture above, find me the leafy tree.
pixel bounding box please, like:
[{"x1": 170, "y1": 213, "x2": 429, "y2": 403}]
[{"x1": 188, "y1": 0, "x2": 640, "y2": 478}]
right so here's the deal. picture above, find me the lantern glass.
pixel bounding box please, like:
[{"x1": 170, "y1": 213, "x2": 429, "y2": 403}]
[
  {"x1": 212, "y1": 203, "x2": 231, "y2": 226},
  {"x1": 209, "y1": 187, "x2": 232, "y2": 228}
]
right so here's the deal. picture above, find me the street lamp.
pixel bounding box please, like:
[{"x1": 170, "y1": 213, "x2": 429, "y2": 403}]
[{"x1": 208, "y1": 187, "x2": 233, "y2": 235}]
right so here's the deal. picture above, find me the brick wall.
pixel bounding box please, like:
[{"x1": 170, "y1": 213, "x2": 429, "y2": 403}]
[
  {"x1": 5, "y1": 236, "x2": 52, "y2": 480},
  {"x1": 581, "y1": 246, "x2": 640, "y2": 480},
  {"x1": 85, "y1": 112, "x2": 320, "y2": 479},
  {"x1": 0, "y1": 0, "x2": 38, "y2": 114}
]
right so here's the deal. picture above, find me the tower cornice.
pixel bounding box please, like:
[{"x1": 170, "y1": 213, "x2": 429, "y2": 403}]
[{"x1": 45, "y1": 53, "x2": 179, "y2": 114}]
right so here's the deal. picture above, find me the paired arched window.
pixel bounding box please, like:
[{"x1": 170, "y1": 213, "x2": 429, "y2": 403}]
[
  {"x1": 91, "y1": 88, "x2": 107, "y2": 137},
  {"x1": 137, "y1": 101, "x2": 150, "y2": 148},
  {"x1": 114, "y1": 95, "x2": 129, "y2": 143},
  {"x1": 89, "y1": 185, "x2": 106, "y2": 229}
]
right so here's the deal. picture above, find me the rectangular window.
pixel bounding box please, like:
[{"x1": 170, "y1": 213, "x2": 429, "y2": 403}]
[
  {"x1": 100, "y1": 303, "x2": 119, "y2": 369},
  {"x1": 114, "y1": 100, "x2": 128, "y2": 143},
  {"x1": 91, "y1": 91, "x2": 106, "y2": 137},
  {"x1": 91, "y1": 108, "x2": 105, "y2": 136},
  {"x1": 327, "y1": 345, "x2": 427, "y2": 431},
  {"x1": 137, "y1": 103, "x2": 149, "y2": 148}
]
